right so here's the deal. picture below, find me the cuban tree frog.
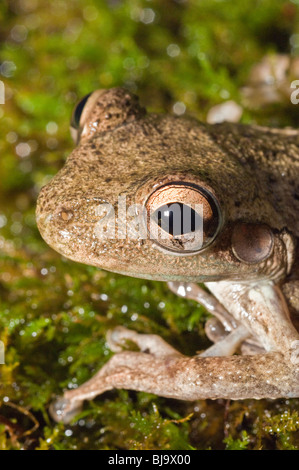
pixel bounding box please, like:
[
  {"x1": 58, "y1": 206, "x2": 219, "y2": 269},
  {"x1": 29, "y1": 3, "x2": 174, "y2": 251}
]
[{"x1": 36, "y1": 88, "x2": 299, "y2": 423}]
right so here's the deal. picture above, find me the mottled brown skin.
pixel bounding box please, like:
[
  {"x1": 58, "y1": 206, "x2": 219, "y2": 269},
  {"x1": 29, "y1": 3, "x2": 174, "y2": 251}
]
[{"x1": 36, "y1": 88, "x2": 299, "y2": 423}]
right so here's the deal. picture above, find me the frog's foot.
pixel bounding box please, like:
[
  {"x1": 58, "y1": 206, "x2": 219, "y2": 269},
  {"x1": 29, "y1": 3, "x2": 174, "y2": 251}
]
[
  {"x1": 49, "y1": 397, "x2": 83, "y2": 424},
  {"x1": 50, "y1": 327, "x2": 299, "y2": 424},
  {"x1": 200, "y1": 324, "x2": 250, "y2": 357},
  {"x1": 108, "y1": 324, "x2": 251, "y2": 359},
  {"x1": 50, "y1": 327, "x2": 183, "y2": 424},
  {"x1": 49, "y1": 327, "x2": 299, "y2": 424},
  {"x1": 168, "y1": 281, "x2": 263, "y2": 355},
  {"x1": 50, "y1": 325, "x2": 259, "y2": 424},
  {"x1": 205, "y1": 317, "x2": 264, "y2": 356},
  {"x1": 106, "y1": 326, "x2": 182, "y2": 358},
  {"x1": 204, "y1": 317, "x2": 227, "y2": 343}
]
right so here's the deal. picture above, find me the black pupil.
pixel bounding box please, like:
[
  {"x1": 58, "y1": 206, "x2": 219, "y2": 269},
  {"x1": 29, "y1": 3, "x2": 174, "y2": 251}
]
[
  {"x1": 153, "y1": 203, "x2": 202, "y2": 237},
  {"x1": 71, "y1": 93, "x2": 92, "y2": 128}
]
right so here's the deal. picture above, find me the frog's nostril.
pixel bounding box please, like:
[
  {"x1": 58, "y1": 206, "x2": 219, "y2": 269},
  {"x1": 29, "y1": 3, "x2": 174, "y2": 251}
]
[{"x1": 58, "y1": 208, "x2": 74, "y2": 222}]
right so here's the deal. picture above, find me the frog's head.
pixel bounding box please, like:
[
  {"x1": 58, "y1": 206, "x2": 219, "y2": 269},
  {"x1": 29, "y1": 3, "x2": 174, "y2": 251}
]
[{"x1": 36, "y1": 88, "x2": 294, "y2": 282}]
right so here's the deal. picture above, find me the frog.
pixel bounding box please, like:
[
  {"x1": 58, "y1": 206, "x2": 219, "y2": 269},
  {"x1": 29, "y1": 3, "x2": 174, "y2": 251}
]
[{"x1": 36, "y1": 87, "x2": 299, "y2": 424}]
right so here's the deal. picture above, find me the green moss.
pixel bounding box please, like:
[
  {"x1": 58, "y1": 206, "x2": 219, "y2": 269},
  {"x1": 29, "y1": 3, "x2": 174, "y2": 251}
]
[
  {"x1": 224, "y1": 431, "x2": 250, "y2": 450},
  {"x1": 0, "y1": 0, "x2": 299, "y2": 450}
]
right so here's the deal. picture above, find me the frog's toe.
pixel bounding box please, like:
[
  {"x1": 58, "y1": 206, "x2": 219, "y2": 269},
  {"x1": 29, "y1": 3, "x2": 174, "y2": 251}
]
[
  {"x1": 106, "y1": 326, "x2": 133, "y2": 352},
  {"x1": 49, "y1": 397, "x2": 83, "y2": 424}
]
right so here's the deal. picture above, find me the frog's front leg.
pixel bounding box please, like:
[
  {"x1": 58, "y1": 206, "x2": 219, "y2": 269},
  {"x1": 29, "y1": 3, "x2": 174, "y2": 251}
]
[
  {"x1": 168, "y1": 281, "x2": 237, "y2": 332},
  {"x1": 108, "y1": 324, "x2": 249, "y2": 358},
  {"x1": 206, "y1": 280, "x2": 299, "y2": 356},
  {"x1": 168, "y1": 281, "x2": 260, "y2": 355},
  {"x1": 106, "y1": 326, "x2": 183, "y2": 357}
]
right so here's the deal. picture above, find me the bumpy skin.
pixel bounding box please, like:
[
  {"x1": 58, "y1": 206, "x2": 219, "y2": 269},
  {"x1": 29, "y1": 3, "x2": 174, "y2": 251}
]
[{"x1": 36, "y1": 88, "x2": 299, "y2": 423}]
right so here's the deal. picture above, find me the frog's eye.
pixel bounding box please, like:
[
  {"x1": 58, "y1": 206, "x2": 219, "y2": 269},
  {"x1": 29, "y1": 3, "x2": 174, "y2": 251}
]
[
  {"x1": 145, "y1": 182, "x2": 221, "y2": 254},
  {"x1": 70, "y1": 93, "x2": 92, "y2": 143}
]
